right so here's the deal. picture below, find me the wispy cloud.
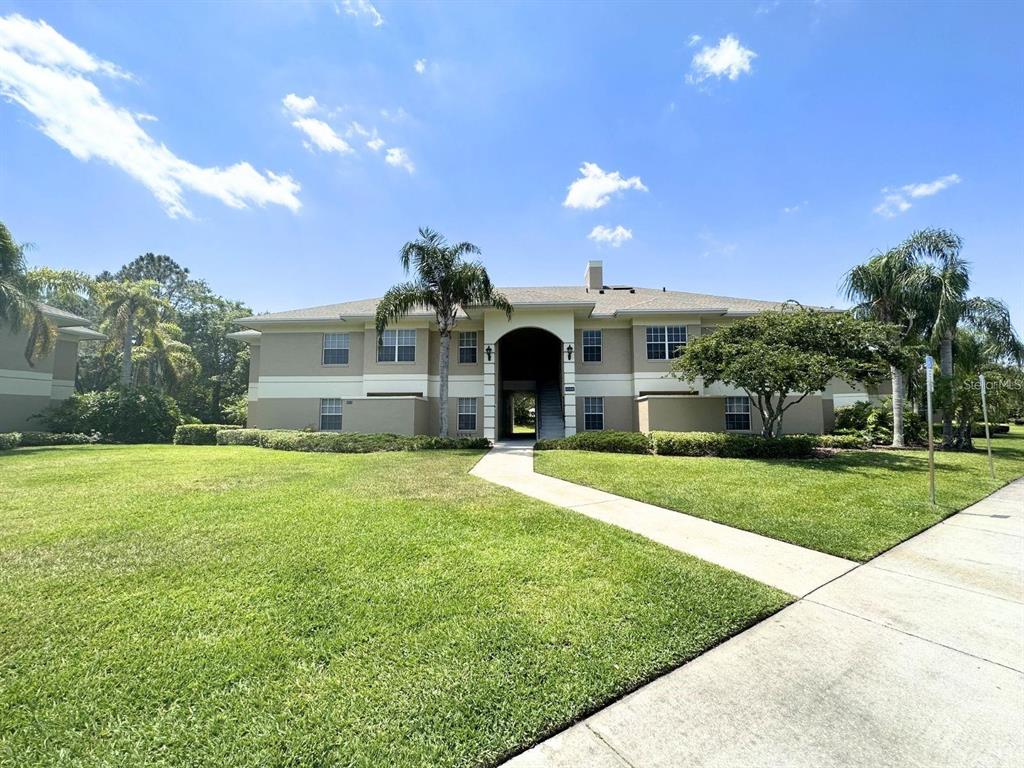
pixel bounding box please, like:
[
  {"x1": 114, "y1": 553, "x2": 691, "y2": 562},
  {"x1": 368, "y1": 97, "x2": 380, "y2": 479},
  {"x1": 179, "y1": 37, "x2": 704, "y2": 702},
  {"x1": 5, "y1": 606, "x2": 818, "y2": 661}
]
[
  {"x1": 783, "y1": 200, "x2": 808, "y2": 214},
  {"x1": 366, "y1": 137, "x2": 385, "y2": 151},
  {"x1": 755, "y1": 1, "x2": 781, "y2": 15},
  {"x1": 414, "y1": 58, "x2": 427, "y2": 75},
  {"x1": 687, "y1": 35, "x2": 757, "y2": 85},
  {"x1": 336, "y1": 0, "x2": 384, "y2": 27},
  {"x1": 873, "y1": 173, "x2": 961, "y2": 218},
  {"x1": 687, "y1": 34, "x2": 702, "y2": 47},
  {"x1": 385, "y1": 147, "x2": 414, "y2": 173},
  {"x1": 0, "y1": 14, "x2": 301, "y2": 218},
  {"x1": 282, "y1": 95, "x2": 353, "y2": 154},
  {"x1": 588, "y1": 225, "x2": 633, "y2": 247},
  {"x1": 563, "y1": 162, "x2": 647, "y2": 210}
]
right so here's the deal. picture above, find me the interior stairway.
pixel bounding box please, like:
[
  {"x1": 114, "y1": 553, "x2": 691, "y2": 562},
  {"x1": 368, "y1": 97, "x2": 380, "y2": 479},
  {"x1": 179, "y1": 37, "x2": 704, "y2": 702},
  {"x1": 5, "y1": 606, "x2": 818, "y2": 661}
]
[{"x1": 536, "y1": 381, "x2": 565, "y2": 440}]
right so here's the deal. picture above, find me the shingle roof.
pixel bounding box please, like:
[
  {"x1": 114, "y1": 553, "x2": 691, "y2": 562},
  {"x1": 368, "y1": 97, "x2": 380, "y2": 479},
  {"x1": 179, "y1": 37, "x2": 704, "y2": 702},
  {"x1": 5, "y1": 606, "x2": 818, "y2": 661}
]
[
  {"x1": 238, "y1": 285, "x2": 825, "y2": 325},
  {"x1": 39, "y1": 302, "x2": 93, "y2": 326}
]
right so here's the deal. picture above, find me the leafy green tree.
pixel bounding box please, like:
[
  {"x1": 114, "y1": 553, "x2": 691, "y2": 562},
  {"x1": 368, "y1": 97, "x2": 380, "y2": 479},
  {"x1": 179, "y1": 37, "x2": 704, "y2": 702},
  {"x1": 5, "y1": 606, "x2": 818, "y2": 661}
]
[
  {"x1": 102, "y1": 253, "x2": 197, "y2": 312},
  {"x1": 375, "y1": 228, "x2": 512, "y2": 436},
  {"x1": 132, "y1": 322, "x2": 201, "y2": 394},
  {"x1": 842, "y1": 246, "x2": 930, "y2": 447},
  {"x1": 97, "y1": 280, "x2": 169, "y2": 386},
  {"x1": 672, "y1": 307, "x2": 900, "y2": 438},
  {"x1": 0, "y1": 220, "x2": 55, "y2": 364},
  {"x1": 26, "y1": 267, "x2": 96, "y2": 320}
]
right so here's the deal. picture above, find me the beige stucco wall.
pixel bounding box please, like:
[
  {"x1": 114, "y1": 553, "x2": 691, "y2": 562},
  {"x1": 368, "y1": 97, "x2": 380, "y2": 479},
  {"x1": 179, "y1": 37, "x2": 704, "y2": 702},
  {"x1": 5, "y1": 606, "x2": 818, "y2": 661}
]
[
  {"x1": 248, "y1": 346, "x2": 260, "y2": 384},
  {"x1": 639, "y1": 396, "x2": 726, "y2": 433},
  {"x1": 630, "y1": 322, "x2": 701, "y2": 374},
  {"x1": 1, "y1": 326, "x2": 56, "y2": 375},
  {"x1": 574, "y1": 327, "x2": 632, "y2": 374},
  {"x1": 342, "y1": 397, "x2": 427, "y2": 436},
  {"x1": 1, "y1": 325, "x2": 58, "y2": 431},
  {"x1": 749, "y1": 395, "x2": 826, "y2": 435},
  {"x1": 363, "y1": 325, "x2": 428, "y2": 376},
  {"x1": 51, "y1": 340, "x2": 79, "y2": 383},
  {"x1": 0, "y1": 393, "x2": 51, "y2": 431},
  {"x1": 248, "y1": 398, "x2": 320, "y2": 430},
  {"x1": 574, "y1": 394, "x2": 635, "y2": 431},
  {"x1": 427, "y1": 396, "x2": 484, "y2": 437},
  {"x1": 258, "y1": 330, "x2": 365, "y2": 377}
]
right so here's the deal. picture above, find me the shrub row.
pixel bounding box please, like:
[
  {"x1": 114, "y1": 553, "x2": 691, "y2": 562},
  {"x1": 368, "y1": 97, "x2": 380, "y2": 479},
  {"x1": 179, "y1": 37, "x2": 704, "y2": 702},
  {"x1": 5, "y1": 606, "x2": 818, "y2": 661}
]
[
  {"x1": 0, "y1": 432, "x2": 101, "y2": 450},
  {"x1": 173, "y1": 424, "x2": 244, "y2": 445},
  {"x1": 971, "y1": 423, "x2": 1011, "y2": 437},
  {"x1": 214, "y1": 429, "x2": 490, "y2": 453},
  {"x1": 534, "y1": 430, "x2": 652, "y2": 454},
  {"x1": 533, "y1": 429, "x2": 852, "y2": 459}
]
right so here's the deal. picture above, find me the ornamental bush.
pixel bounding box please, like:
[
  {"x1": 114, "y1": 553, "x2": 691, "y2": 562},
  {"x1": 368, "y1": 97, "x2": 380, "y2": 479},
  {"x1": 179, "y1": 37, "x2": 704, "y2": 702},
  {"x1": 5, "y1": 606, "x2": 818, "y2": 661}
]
[
  {"x1": 38, "y1": 386, "x2": 182, "y2": 443},
  {"x1": 18, "y1": 432, "x2": 100, "y2": 446},
  {"x1": 534, "y1": 430, "x2": 653, "y2": 454},
  {"x1": 971, "y1": 423, "x2": 1010, "y2": 437},
  {"x1": 214, "y1": 429, "x2": 490, "y2": 453},
  {"x1": 0, "y1": 432, "x2": 21, "y2": 450},
  {"x1": 652, "y1": 431, "x2": 816, "y2": 459},
  {"x1": 174, "y1": 424, "x2": 243, "y2": 445},
  {"x1": 809, "y1": 433, "x2": 871, "y2": 450}
]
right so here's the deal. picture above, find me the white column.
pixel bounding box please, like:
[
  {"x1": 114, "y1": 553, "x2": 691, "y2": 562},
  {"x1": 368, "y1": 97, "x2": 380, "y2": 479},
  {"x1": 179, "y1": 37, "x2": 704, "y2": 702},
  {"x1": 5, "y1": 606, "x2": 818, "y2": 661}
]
[
  {"x1": 562, "y1": 341, "x2": 577, "y2": 436},
  {"x1": 483, "y1": 341, "x2": 496, "y2": 441}
]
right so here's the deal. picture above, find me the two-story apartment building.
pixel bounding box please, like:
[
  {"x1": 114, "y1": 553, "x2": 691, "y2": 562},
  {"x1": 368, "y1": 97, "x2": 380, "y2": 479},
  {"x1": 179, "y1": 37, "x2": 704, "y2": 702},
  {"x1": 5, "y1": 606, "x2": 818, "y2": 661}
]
[
  {"x1": 231, "y1": 261, "x2": 874, "y2": 440},
  {"x1": 0, "y1": 304, "x2": 105, "y2": 432}
]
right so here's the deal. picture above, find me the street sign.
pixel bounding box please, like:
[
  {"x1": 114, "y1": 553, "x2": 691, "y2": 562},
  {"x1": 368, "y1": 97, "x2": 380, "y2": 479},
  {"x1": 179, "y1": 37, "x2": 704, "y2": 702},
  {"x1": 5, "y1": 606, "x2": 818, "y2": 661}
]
[
  {"x1": 980, "y1": 374, "x2": 995, "y2": 479},
  {"x1": 925, "y1": 355, "x2": 936, "y2": 505},
  {"x1": 925, "y1": 355, "x2": 935, "y2": 393}
]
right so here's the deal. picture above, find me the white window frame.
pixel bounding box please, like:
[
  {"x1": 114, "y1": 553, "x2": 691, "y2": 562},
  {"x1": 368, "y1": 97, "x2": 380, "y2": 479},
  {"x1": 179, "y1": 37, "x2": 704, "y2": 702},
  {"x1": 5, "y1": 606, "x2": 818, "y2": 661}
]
[
  {"x1": 646, "y1": 325, "x2": 687, "y2": 360},
  {"x1": 583, "y1": 396, "x2": 604, "y2": 431},
  {"x1": 457, "y1": 397, "x2": 477, "y2": 431},
  {"x1": 458, "y1": 331, "x2": 477, "y2": 364},
  {"x1": 377, "y1": 329, "x2": 416, "y2": 363},
  {"x1": 582, "y1": 329, "x2": 602, "y2": 363},
  {"x1": 725, "y1": 396, "x2": 751, "y2": 432},
  {"x1": 319, "y1": 398, "x2": 343, "y2": 431},
  {"x1": 322, "y1": 333, "x2": 350, "y2": 365}
]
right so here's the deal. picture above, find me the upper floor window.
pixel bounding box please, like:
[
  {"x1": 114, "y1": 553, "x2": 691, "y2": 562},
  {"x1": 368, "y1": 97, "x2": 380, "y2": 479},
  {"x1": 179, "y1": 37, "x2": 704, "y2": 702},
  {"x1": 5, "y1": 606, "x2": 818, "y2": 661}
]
[
  {"x1": 457, "y1": 397, "x2": 477, "y2": 431},
  {"x1": 322, "y1": 333, "x2": 349, "y2": 365},
  {"x1": 583, "y1": 397, "x2": 604, "y2": 430},
  {"x1": 725, "y1": 396, "x2": 751, "y2": 431},
  {"x1": 458, "y1": 331, "x2": 477, "y2": 364},
  {"x1": 320, "y1": 398, "x2": 342, "y2": 431},
  {"x1": 378, "y1": 329, "x2": 416, "y2": 363},
  {"x1": 646, "y1": 325, "x2": 686, "y2": 360},
  {"x1": 582, "y1": 330, "x2": 602, "y2": 362}
]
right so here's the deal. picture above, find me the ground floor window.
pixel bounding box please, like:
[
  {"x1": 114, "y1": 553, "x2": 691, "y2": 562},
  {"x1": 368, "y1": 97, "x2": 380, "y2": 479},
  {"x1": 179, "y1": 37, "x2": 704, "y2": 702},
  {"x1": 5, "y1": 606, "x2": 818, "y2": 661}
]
[
  {"x1": 583, "y1": 396, "x2": 604, "y2": 430},
  {"x1": 457, "y1": 397, "x2": 477, "y2": 431},
  {"x1": 725, "y1": 396, "x2": 750, "y2": 431},
  {"x1": 320, "y1": 398, "x2": 342, "y2": 431}
]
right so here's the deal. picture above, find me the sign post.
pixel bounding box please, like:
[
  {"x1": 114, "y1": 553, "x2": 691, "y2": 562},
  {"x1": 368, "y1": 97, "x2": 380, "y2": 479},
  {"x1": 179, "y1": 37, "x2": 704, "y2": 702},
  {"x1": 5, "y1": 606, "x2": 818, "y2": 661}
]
[
  {"x1": 979, "y1": 373, "x2": 995, "y2": 479},
  {"x1": 925, "y1": 355, "x2": 936, "y2": 505}
]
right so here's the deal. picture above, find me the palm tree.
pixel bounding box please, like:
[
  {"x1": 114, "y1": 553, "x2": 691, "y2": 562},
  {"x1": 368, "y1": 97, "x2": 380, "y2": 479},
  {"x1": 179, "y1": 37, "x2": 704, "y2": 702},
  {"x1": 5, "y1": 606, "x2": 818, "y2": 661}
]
[
  {"x1": 0, "y1": 221, "x2": 56, "y2": 365},
  {"x1": 133, "y1": 322, "x2": 201, "y2": 393},
  {"x1": 97, "y1": 280, "x2": 169, "y2": 386},
  {"x1": 375, "y1": 228, "x2": 512, "y2": 437},
  {"x1": 842, "y1": 247, "x2": 928, "y2": 447},
  {"x1": 906, "y1": 228, "x2": 1023, "y2": 447}
]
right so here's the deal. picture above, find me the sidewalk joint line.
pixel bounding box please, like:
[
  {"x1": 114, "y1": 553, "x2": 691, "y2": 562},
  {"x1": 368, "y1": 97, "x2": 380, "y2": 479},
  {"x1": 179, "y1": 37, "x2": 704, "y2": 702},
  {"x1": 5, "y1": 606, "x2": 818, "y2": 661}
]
[{"x1": 584, "y1": 724, "x2": 638, "y2": 768}]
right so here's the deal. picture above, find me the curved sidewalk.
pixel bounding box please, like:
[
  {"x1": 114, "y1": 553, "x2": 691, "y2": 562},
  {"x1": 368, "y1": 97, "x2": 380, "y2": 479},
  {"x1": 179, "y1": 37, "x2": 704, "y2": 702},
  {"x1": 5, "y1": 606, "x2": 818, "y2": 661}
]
[{"x1": 471, "y1": 440, "x2": 857, "y2": 596}]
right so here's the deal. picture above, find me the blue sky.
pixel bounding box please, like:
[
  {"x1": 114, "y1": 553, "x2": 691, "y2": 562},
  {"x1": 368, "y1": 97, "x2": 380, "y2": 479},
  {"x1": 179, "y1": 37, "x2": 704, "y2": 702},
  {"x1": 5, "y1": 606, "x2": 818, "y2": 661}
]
[{"x1": 1, "y1": 1, "x2": 1021, "y2": 327}]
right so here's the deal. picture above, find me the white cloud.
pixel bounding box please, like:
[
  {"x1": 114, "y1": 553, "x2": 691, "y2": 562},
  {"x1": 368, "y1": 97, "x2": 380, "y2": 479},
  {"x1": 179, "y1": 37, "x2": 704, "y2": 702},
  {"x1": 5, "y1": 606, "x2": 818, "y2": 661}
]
[
  {"x1": 134, "y1": 112, "x2": 157, "y2": 122},
  {"x1": 0, "y1": 13, "x2": 300, "y2": 218},
  {"x1": 902, "y1": 173, "x2": 961, "y2": 198},
  {"x1": 588, "y1": 225, "x2": 633, "y2": 247},
  {"x1": 563, "y1": 162, "x2": 647, "y2": 210},
  {"x1": 290, "y1": 117, "x2": 353, "y2": 154},
  {"x1": 282, "y1": 93, "x2": 318, "y2": 115},
  {"x1": 346, "y1": 120, "x2": 370, "y2": 137},
  {"x1": 782, "y1": 200, "x2": 807, "y2": 214},
  {"x1": 873, "y1": 174, "x2": 961, "y2": 218},
  {"x1": 385, "y1": 147, "x2": 414, "y2": 173},
  {"x1": 755, "y1": 1, "x2": 781, "y2": 15},
  {"x1": 687, "y1": 35, "x2": 757, "y2": 85},
  {"x1": 687, "y1": 34, "x2": 702, "y2": 47},
  {"x1": 414, "y1": 58, "x2": 427, "y2": 75},
  {"x1": 366, "y1": 137, "x2": 385, "y2": 151},
  {"x1": 337, "y1": 0, "x2": 384, "y2": 27}
]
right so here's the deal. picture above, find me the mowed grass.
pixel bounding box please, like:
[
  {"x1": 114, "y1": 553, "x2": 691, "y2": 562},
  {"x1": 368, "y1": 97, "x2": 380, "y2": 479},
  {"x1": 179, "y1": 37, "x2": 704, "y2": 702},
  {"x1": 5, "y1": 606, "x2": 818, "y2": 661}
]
[
  {"x1": 0, "y1": 445, "x2": 788, "y2": 768},
  {"x1": 536, "y1": 426, "x2": 1024, "y2": 562}
]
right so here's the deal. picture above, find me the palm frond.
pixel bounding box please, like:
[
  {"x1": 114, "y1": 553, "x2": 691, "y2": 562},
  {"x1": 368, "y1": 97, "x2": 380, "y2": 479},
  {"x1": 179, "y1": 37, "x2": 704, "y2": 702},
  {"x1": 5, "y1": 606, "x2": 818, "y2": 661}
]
[{"x1": 374, "y1": 282, "x2": 434, "y2": 339}]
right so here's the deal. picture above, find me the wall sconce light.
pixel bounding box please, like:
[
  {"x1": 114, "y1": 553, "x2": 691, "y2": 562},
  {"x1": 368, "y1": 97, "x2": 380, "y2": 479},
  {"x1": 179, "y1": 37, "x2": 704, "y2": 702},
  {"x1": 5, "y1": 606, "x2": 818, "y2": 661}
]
[
  {"x1": 485, "y1": 345, "x2": 493, "y2": 362},
  {"x1": 566, "y1": 344, "x2": 574, "y2": 361}
]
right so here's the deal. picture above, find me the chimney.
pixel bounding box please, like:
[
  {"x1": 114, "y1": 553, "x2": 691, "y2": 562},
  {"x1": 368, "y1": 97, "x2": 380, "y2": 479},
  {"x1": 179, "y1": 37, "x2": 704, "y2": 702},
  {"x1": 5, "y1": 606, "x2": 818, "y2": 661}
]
[{"x1": 584, "y1": 260, "x2": 604, "y2": 291}]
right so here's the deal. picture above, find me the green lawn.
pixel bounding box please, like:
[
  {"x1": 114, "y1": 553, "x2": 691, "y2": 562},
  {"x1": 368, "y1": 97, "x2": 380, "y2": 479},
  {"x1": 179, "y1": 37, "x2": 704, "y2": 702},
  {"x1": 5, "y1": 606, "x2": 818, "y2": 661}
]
[
  {"x1": 0, "y1": 445, "x2": 788, "y2": 768},
  {"x1": 536, "y1": 427, "x2": 1024, "y2": 562}
]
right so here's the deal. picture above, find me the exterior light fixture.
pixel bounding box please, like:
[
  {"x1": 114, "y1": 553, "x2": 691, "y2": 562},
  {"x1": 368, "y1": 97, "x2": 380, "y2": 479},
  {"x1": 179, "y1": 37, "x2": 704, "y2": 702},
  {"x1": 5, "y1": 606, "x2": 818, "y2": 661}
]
[
  {"x1": 566, "y1": 344, "x2": 574, "y2": 361},
  {"x1": 485, "y1": 345, "x2": 493, "y2": 362}
]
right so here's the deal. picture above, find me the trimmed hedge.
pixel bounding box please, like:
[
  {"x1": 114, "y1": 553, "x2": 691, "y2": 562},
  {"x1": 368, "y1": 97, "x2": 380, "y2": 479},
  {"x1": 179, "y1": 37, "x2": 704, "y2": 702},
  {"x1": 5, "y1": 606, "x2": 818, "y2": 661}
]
[
  {"x1": 809, "y1": 433, "x2": 872, "y2": 450},
  {"x1": 18, "y1": 432, "x2": 100, "y2": 446},
  {"x1": 652, "y1": 431, "x2": 816, "y2": 459},
  {"x1": 173, "y1": 424, "x2": 243, "y2": 445},
  {"x1": 972, "y1": 423, "x2": 1010, "y2": 437},
  {"x1": 0, "y1": 432, "x2": 21, "y2": 450},
  {"x1": 214, "y1": 429, "x2": 490, "y2": 453},
  {"x1": 534, "y1": 430, "x2": 652, "y2": 454}
]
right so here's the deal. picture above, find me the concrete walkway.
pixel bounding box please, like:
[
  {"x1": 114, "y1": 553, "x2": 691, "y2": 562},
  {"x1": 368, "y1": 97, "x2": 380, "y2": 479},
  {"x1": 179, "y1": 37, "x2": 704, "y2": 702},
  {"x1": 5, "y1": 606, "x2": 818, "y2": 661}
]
[
  {"x1": 504, "y1": 478, "x2": 1024, "y2": 768},
  {"x1": 471, "y1": 441, "x2": 856, "y2": 596}
]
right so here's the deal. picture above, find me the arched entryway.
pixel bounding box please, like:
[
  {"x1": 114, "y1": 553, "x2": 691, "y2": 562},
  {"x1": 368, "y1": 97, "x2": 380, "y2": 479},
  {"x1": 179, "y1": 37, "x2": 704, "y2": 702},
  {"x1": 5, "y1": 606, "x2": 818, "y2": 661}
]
[{"x1": 496, "y1": 327, "x2": 563, "y2": 439}]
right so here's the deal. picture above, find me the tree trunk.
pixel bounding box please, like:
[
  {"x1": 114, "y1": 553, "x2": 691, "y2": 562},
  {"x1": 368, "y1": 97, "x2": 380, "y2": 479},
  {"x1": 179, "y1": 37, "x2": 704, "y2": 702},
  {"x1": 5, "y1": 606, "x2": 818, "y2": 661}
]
[
  {"x1": 939, "y1": 332, "x2": 954, "y2": 448},
  {"x1": 438, "y1": 331, "x2": 450, "y2": 437},
  {"x1": 890, "y1": 365, "x2": 905, "y2": 448},
  {"x1": 121, "y1": 317, "x2": 133, "y2": 387}
]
